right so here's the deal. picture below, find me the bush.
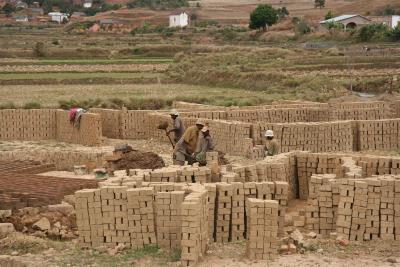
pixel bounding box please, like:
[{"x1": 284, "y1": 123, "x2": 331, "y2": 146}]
[
  {"x1": 358, "y1": 23, "x2": 389, "y2": 42},
  {"x1": 295, "y1": 20, "x2": 311, "y2": 35},
  {"x1": 325, "y1": 11, "x2": 334, "y2": 20},
  {"x1": 249, "y1": 4, "x2": 278, "y2": 31},
  {"x1": 387, "y1": 26, "x2": 400, "y2": 41},
  {"x1": 33, "y1": 42, "x2": 46, "y2": 57},
  {"x1": 23, "y1": 102, "x2": 41, "y2": 109},
  {"x1": 127, "y1": 0, "x2": 188, "y2": 9},
  {"x1": 0, "y1": 102, "x2": 16, "y2": 109}
]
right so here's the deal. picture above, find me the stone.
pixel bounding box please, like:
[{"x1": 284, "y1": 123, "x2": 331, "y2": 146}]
[
  {"x1": 0, "y1": 210, "x2": 12, "y2": 219},
  {"x1": 54, "y1": 222, "x2": 62, "y2": 229},
  {"x1": 11, "y1": 251, "x2": 19, "y2": 256},
  {"x1": 317, "y1": 248, "x2": 323, "y2": 253},
  {"x1": 21, "y1": 207, "x2": 40, "y2": 216},
  {"x1": 0, "y1": 223, "x2": 15, "y2": 236},
  {"x1": 307, "y1": 232, "x2": 317, "y2": 239},
  {"x1": 338, "y1": 239, "x2": 349, "y2": 247},
  {"x1": 47, "y1": 203, "x2": 74, "y2": 215},
  {"x1": 290, "y1": 229, "x2": 304, "y2": 244},
  {"x1": 32, "y1": 231, "x2": 46, "y2": 238},
  {"x1": 386, "y1": 258, "x2": 399, "y2": 263},
  {"x1": 32, "y1": 217, "x2": 51, "y2": 231},
  {"x1": 279, "y1": 244, "x2": 289, "y2": 254},
  {"x1": 288, "y1": 243, "x2": 297, "y2": 254}
]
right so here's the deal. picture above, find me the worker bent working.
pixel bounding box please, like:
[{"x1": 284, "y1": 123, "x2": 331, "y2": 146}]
[
  {"x1": 173, "y1": 119, "x2": 205, "y2": 166},
  {"x1": 194, "y1": 126, "x2": 215, "y2": 166},
  {"x1": 264, "y1": 130, "x2": 279, "y2": 156},
  {"x1": 167, "y1": 109, "x2": 185, "y2": 144}
]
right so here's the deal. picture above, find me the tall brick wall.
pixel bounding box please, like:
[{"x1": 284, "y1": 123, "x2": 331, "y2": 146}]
[
  {"x1": 56, "y1": 110, "x2": 102, "y2": 146},
  {"x1": 90, "y1": 108, "x2": 121, "y2": 139},
  {"x1": 0, "y1": 109, "x2": 56, "y2": 141}
]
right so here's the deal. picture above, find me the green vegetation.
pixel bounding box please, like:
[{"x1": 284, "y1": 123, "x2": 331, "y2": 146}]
[
  {"x1": 1, "y1": 3, "x2": 16, "y2": 17},
  {"x1": 314, "y1": 0, "x2": 325, "y2": 9},
  {"x1": 127, "y1": 0, "x2": 188, "y2": 9},
  {"x1": 358, "y1": 23, "x2": 400, "y2": 42},
  {"x1": 34, "y1": 42, "x2": 46, "y2": 58},
  {"x1": 131, "y1": 22, "x2": 176, "y2": 37},
  {"x1": 249, "y1": 4, "x2": 278, "y2": 31},
  {"x1": 325, "y1": 11, "x2": 334, "y2": 20}
]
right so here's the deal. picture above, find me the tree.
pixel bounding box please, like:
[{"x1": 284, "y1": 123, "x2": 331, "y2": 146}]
[
  {"x1": 277, "y1": 6, "x2": 289, "y2": 19},
  {"x1": 325, "y1": 10, "x2": 334, "y2": 20},
  {"x1": 383, "y1": 5, "x2": 396, "y2": 15},
  {"x1": 314, "y1": 0, "x2": 325, "y2": 9},
  {"x1": 33, "y1": 42, "x2": 46, "y2": 57},
  {"x1": 2, "y1": 3, "x2": 16, "y2": 17},
  {"x1": 41, "y1": 0, "x2": 53, "y2": 13},
  {"x1": 249, "y1": 4, "x2": 278, "y2": 31}
]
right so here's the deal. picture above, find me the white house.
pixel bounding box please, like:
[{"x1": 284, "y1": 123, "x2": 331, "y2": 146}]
[
  {"x1": 169, "y1": 11, "x2": 189, "y2": 28},
  {"x1": 83, "y1": 0, "x2": 92, "y2": 8},
  {"x1": 14, "y1": 15, "x2": 29, "y2": 22},
  {"x1": 48, "y1": 12, "x2": 69, "y2": 23}
]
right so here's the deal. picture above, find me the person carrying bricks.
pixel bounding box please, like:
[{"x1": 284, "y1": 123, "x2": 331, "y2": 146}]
[
  {"x1": 194, "y1": 126, "x2": 215, "y2": 165},
  {"x1": 167, "y1": 109, "x2": 185, "y2": 144},
  {"x1": 264, "y1": 130, "x2": 279, "y2": 156},
  {"x1": 173, "y1": 119, "x2": 205, "y2": 165}
]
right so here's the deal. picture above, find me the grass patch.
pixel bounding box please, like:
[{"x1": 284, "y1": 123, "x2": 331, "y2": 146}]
[{"x1": 0, "y1": 72, "x2": 163, "y2": 80}]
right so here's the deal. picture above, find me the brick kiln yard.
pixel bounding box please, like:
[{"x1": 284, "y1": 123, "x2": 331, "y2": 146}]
[{"x1": 2, "y1": 100, "x2": 400, "y2": 267}]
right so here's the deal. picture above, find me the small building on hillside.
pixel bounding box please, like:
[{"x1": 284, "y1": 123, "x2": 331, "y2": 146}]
[
  {"x1": 369, "y1": 15, "x2": 400, "y2": 29},
  {"x1": 169, "y1": 11, "x2": 189, "y2": 28},
  {"x1": 14, "y1": 14, "x2": 29, "y2": 22},
  {"x1": 48, "y1": 12, "x2": 69, "y2": 23},
  {"x1": 27, "y1": 7, "x2": 44, "y2": 16},
  {"x1": 83, "y1": 0, "x2": 92, "y2": 8},
  {"x1": 16, "y1": 1, "x2": 28, "y2": 9},
  {"x1": 319, "y1": 14, "x2": 371, "y2": 30}
]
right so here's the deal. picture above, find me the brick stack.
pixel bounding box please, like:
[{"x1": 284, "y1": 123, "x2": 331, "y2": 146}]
[
  {"x1": 155, "y1": 191, "x2": 185, "y2": 250},
  {"x1": 180, "y1": 190, "x2": 208, "y2": 267},
  {"x1": 364, "y1": 178, "x2": 381, "y2": 241},
  {"x1": 215, "y1": 183, "x2": 233, "y2": 243},
  {"x1": 75, "y1": 189, "x2": 100, "y2": 248},
  {"x1": 395, "y1": 180, "x2": 400, "y2": 240},
  {"x1": 126, "y1": 188, "x2": 157, "y2": 249},
  {"x1": 89, "y1": 108, "x2": 121, "y2": 139},
  {"x1": 221, "y1": 172, "x2": 238, "y2": 183},
  {"x1": 232, "y1": 165, "x2": 246, "y2": 183},
  {"x1": 246, "y1": 199, "x2": 278, "y2": 260},
  {"x1": 274, "y1": 181, "x2": 289, "y2": 236},
  {"x1": 380, "y1": 178, "x2": 395, "y2": 240},
  {"x1": 204, "y1": 184, "x2": 216, "y2": 242},
  {"x1": 350, "y1": 180, "x2": 368, "y2": 241},
  {"x1": 56, "y1": 110, "x2": 102, "y2": 146},
  {"x1": 358, "y1": 119, "x2": 400, "y2": 151},
  {"x1": 231, "y1": 182, "x2": 245, "y2": 241},
  {"x1": 0, "y1": 109, "x2": 57, "y2": 141},
  {"x1": 120, "y1": 110, "x2": 151, "y2": 139},
  {"x1": 245, "y1": 165, "x2": 258, "y2": 182},
  {"x1": 336, "y1": 180, "x2": 355, "y2": 238}
]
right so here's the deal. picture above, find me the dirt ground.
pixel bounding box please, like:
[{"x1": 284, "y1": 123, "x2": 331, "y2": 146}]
[{"x1": 1, "y1": 233, "x2": 399, "y2": 267}]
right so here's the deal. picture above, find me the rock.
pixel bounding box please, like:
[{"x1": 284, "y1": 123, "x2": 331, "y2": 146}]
[
  {"x1": 11, "y1": 251, "x2": 19, "y2": 256},
  {"x1": 317, "y1": 248, "x2": 323, "y2": 253},
  {"x1": 21, "y1": 207, "x2": 40, "y2": 216},
  {"x1": 288, "y1": 243, "x2": 297, "y2": 254},
  {"x1": 0, "y1": 210, "x2": 12, "y2": 219},
  {"x1": 0, "y1": 223, "x2": 15, "y2": 236},
  {"x1": 329, "y1": 232, "x2": 337, "y2": 240},
  {"x1": 279, "y1": 244, "x2": 289, "y2": 254},
  {"x1": 32, "y1": 231, "x2": 46, "y2": 238},
  {"x1": 290, "y1": 229, "x2": 304, "y2": 243},
  {"x1": 63, "y1": 195, "x2": 75, "y2": 206},
  {"x1": 338, "y1": 239, "x2": 349, "y2": 246},
  {"x1": 22, "y1": 226, "x2": 28, "y2": 233},
  {"x1": 47, "y1": 203, "x2": 74, "y2": 215},
  {"x1": 54, "y1": 222, "x2": 62, "y2": 229},
  {"x1": 32, "y1": 217, "x2": 51, "y2": 231},
  {"x1": 386, "y1": 258, "x2": 399, "y2": 263},
  {"x1": 307, "y1": 232, "x2": 317, "y2": 239},
  {"x1": 47, "y1": 228, "x2": 61, "y2": 238}
]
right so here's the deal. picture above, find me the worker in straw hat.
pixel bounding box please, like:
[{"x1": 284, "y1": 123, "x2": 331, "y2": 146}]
[
  {"x1": 167, "y1": 109, "x2": 185, "y2": 144},
  {"x1": 194, "y1": 126, "x2": 215, "y2": 166},
  {"x1": 173, "y1": 119, "x2": 205, "y2": 165},
  {"x1": 264, "y1": 130, "x2": 279, "y2": 157}
]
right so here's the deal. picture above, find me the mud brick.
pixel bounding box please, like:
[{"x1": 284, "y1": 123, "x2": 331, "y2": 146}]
[
  {"x1": 246, "y1": 199, "x2": 278, "y2": 260},
  {"x1": 215, "y1": 183, "x2": 233, "y2": 243}
]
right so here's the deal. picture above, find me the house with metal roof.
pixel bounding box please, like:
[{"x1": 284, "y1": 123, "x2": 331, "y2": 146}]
[{"x1": 320, "y1": 14, "x2": 371, "y2": 30}]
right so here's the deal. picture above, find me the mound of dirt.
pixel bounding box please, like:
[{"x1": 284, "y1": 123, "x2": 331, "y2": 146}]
[{"x1": 107, "y1": 150, "x2": 165, "y2": 171}]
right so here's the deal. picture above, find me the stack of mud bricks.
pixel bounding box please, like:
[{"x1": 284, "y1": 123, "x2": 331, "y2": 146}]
[
  {"x1": 246, "y1": 199, "x2": 278, "y2": 260},
  {"x1": 306, "y1": 174, "x2": 340, "y2": 235},
  {"x1": 331, "y1": 107, "x2": 390, "y2": 121},
  {"x1": 255, "y1": 160, "x2": 287, "y2": 182},
  {"x1": 179, "y1": 110, "x2": 227, "y2": 120},
  {"x1": 395, "y1": 180, "x2": 400, "y2": 240},
  {"x1": 149, "y1": 168, "x2": 179, "y2": 183},
  {"x1": 364, "y1": 178, "x2": 381, "y2": 240},
  {"x1": 204, "y1": 184, "x2": 216, "y2": 242},
  {"x1": 231, "y1": 182, "x2": 245, "y2": 241},
  {"x1": 297, "y1": 153, "x2": 344, "y2": 200},
  {"x1": 0, "y1": 109, "x2": 57, "y2": 141},
  {"x1": 221, "y1": 172, "x2": 238, "y2": 183},
  {"x1": 181, "y1": 190, "x2": 209, "y2": 266},
  {"x1": 155, "y1": 191, "x2": 185, "y2": 250},
  {"x1": 232, "y1": 165, "x2": 246, "y2": 182},
  {"x1": 126, "y1": 187, "x2": 157, "y2": 248},
  {"x1": 249, "y1": 145, "x2": 265, "y2": 160},
  {"x1": 180, "y1": 166, "x2": 211, "y2": 184},
  {"x1": 56, "y1": 110, "x2": 102, "y2": 146},
  {"x1": 380, "y1": 178, "x2": 395, "y2": 240},
  {"x1": 358, "y1": 119, "x2": 400, "y2": 151},
  {"x1": 89, "y1": 108, "x2": 121, "y2": 139},
  {"x1": 257, "y1": 121, "x2": 353, "y2": 153},
  {"x1": 119, "y1": 110, "x2": 151, "y2": 139},
  {"x1": 205, "y1": 151, "x2": 218, "y2": 165},
  {"x1": 215, "y1": 183, "x2": 233, "y2": 243},
  {"x1": 75, "y1": 189, "x2": 99, "y2": 248}
]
